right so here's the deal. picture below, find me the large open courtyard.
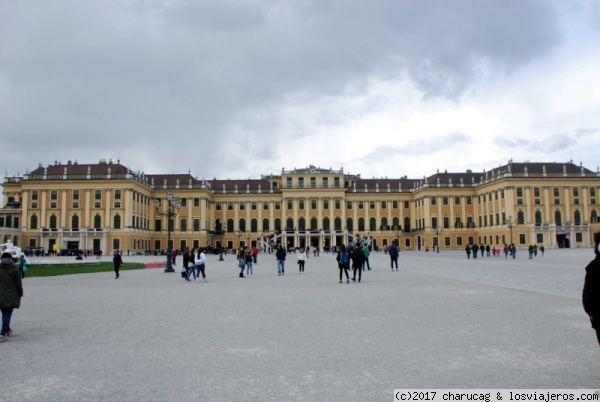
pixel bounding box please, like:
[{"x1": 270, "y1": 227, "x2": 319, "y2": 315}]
[{"x1": 1, "y1": 248, "x2": 598, "y2": 401}]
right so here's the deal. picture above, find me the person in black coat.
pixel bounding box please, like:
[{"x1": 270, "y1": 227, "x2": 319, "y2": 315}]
[
  {"x1": 583, "y1": 231, "x2": 600, "y2": 347},
  {"x1": 350, "y1": 243, "x2": 365, "y2": 283},
  {"x1": 113, "y1": 250, "x2": 123, "y2": 279}
]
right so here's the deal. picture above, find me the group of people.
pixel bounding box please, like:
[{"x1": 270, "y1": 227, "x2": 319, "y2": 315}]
[
  {"x1": 464, "y1": 243, "x2": 540, "y2": 260},
  {"x1": 181, "y1": 247, "x2": 207, "y2": 283}
]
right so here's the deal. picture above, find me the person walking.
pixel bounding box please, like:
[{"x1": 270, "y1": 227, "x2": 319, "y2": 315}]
[
  {"x1": 251, "y1": 245, "x2": 259, "y2": 265},
  {"x1": 18, "y1": 255, "x2": 27, "y2": 279},
  {"x1": 182, "y1": 247, "x2": 191, "y2": 279},
  {"x1": 185, "y1": 249, "x2": 198, "y2": 282},
  {"x1": 297, "y1": 247, "x2": 307, "y2": 274},
  {"x1": 336, "y1": 244, "x2": 350, "y2": 283},
  {"x1": 195, "y1": 248, "x2": 207, "y2": 282},
  {"x1": 276, "y1": 245, "x2": 286, "y2": 276},
  {"x1": 362, "y1": 244, "x2": 371, "y2": 271},
  {"x1": 0, "y1": 252, "x2": 23, "y2": 342},
  {"x1": 350, "y1": 243, "x2": 365, "y2": 283},
  {"x1": 113, "y1": 250, "x2": 123, "y2": 279},
  {"x1": 465, "y1": 244, "x2": 472, "y2": 260},
  {"x1": 472, "y1": 244, "x2": 479, "y2": 259},
  {"x1": 583, "y1": 232, "x2": 600, "y2": 347},
  {"x1": 237, "y1": 246, "x2": 246, "y2": 278},
  {"x1": 389, "y1": 241, "x2": 399, "y2": 270}
]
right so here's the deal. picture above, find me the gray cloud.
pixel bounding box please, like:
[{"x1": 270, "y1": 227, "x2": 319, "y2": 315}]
[{"x1": 0, "y1": 0, "x2": 580, "y2": 180}]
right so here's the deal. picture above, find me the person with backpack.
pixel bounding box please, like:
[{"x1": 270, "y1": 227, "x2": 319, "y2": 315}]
[
  {"x1": 336, "y1": 244, "x2": 350, "y2": 283},
  {"x1": 388, "y1": 241, "x2": 399, "y2": 270},
  {"x1": 350, "y1": 242, "x2": 365, "y2": 283},
  {"x1": 194, "y1": 248, "x2": 207, "y2": 282}
]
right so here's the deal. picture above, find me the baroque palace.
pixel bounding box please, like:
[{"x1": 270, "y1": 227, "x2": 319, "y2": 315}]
[{"x1": 1, "y1": 158, "x2": 600, "y2": 254}]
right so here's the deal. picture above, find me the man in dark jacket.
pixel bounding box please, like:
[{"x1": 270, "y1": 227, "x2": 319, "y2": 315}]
[
  {"x1": 583, "y1": 231, "x2": 600, "y2": 347},
  {"x1": 0, "y1": 251, "x2": 24, "y2": 342},
  {"x1": 350, "y1": 243, "x2": 365, "y2": 283},
  {"x1": 276, "y1": 245, "x2": 287, "y2": 276}
]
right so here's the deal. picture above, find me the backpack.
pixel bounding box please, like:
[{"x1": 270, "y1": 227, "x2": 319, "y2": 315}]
[{"x1": 339, "y1": 250, "x2": 349, "y2": 265}]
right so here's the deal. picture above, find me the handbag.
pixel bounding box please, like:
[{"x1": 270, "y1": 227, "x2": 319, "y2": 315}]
[{"x1": 22, "y1": 263, "x2": 28, "y2": 272}]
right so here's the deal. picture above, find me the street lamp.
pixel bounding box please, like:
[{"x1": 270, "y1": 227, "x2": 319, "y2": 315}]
[
  {"x1": 505, "y1": 215, "x2": 515, "y2": 245},
  {"x1": 154, "y1": 191, "x2": 181, "y2": 273},
  {"x1": 215, "y1": 219, "x2": 225, "y2": 261}
]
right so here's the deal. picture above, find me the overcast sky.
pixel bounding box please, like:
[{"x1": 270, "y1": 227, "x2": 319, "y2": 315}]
[{"x1": 1, "y1": 0, "x2": 599, "y2": 186}]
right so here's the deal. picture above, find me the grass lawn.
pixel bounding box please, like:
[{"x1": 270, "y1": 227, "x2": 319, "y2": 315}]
[{"x1": 24, "y1": 262, "x2": 146, "y2": 277}]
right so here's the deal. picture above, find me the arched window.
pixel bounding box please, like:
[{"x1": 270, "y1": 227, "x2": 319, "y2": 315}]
[
  {"x1": 310, "y1": 217, "x2": 318, "y2": 230},
  {"x1": 262, "y1": 218, "x2": 269, "y2": 232},
  {"x1": 381, "y1": 217, "x2": 388, "y2": 229},
  {"x1": 30, "y1": 215, "x2": 38, "y2": 230},
  {"x1": 358, "y1": 217, "x2": 365, "y2": 231},
  {"x1": 323, "y1": 217, "x2": 330, "y2": 231},
  {"x1": 49, "y1": 214, "x2": 57, "y2": 229},
  {"x1": 517, "y1": 211, "x2": 525, "y2": 225},
  {"x1": 346, "y1": 218, "x2": 353, "y2": 232},
  {"x1": 334, "y1": 217, "x2": 341, "y2": 231},
  {"x1": 286, "y1": 218, "x2": 294, "y2": 231},
  {"x1": 275, "y1": 218, "x2": 281, "y2": 231},
  {"x1": 592, "y1": 210, "x2": 598, "y2": 223},
  {"x1": 239, "y1": 218, "x2": 246, "y2": 232},
  {"x1": 369, "y1": 217, "x2": 376, "y2": 231},
  {"x1": 298, "y1": 217, "x2": 306, "y2": 231},
  {"x1": 554, "y1": 210, "x2": 562, "y2": 226},
  {"x1": 72, "y1": 215, "x2": 79, "y2": 230},
  {"x1": 535, "y1": 211, "x2": 542, "y2": 226},
  {"x1": 251, "y1": 218, "x2": 258, "y2": 232},
  {"x1": 227, "y1": 218, "x2": 234, "y2": 232},
  {"x1": 113, "y1": 214, "x2": 121, "y2": 229},
  {"x1": 94, "y1": 214, "x2": 102, "y2": 229},
  {"x1": 574, "y1": 210, "x2": 581, "y2": 225},
  {"x1": 403, "y1": 217, "x2": 411, "y2": 232}
]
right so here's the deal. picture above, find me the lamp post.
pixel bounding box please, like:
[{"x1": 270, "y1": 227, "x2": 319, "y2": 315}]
[
  {"x1": 505, "y1": 215, "x2": 515, "y2": 245},
  {"x1": 215, "y1": 219, "x2": 225, "y2": 261},
  {"x1": 434, "y1": 226, "x2": 443, "y2": 253},
  {"x1": 154, "y1": 191, "x2": 181, "y2": 273}
]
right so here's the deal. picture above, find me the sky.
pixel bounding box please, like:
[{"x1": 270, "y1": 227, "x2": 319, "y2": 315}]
[{"x1": 1, "y1": 0, "x2": 599, "y2": 186}]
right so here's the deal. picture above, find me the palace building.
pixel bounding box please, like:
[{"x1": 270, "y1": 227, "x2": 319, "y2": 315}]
[{"x1": 1, "y1": 159, "x2": 599, "y2": 254}]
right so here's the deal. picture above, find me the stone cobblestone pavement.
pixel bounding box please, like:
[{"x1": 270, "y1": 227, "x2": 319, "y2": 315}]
[{"x1": 1, "y1": 248, "x2": 598, "y2": 401}]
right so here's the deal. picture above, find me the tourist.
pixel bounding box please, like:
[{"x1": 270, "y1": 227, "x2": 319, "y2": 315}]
[
  {"x1": 465, "y1": 244, "x2": 471, "y2": 260},
  {"x1": 251, "y1": 245, "x2": 259, "y2": 265},
  {"x1": 296, "y1": 247, "x2": 307, "y2": 274},
  {"x1": 336, "y1": 244, "x2": 350, "y2": 283},
  {"x1": 113, "y1": 250, "x2": 123, "y2": 279},
  {"x1": 194, "y1": 248, "x2": 207, "y2": 282},
  {"x1": 389, "y1": 241, "x2": 399, "y2": 270},
  {"x1": 350, "y1": 243, "x2": 365, "y2": 283},
  {"x1": 244, "y1": 246, "x2": 253, "y2": 277},
  {"x1": 472, "y1": 244, "x2": 479, "y2": 259},
  {"x1": 0, "y1": 251, "x2": 23, "y2": 343},
  {"x1": 185, "y1": 248, "x2": 197, "y2": 282},
  {"x1": 276, "y1": 245, "x2": 286, "y2": 276},
  {"x1": 237, "y1": 246, "x2": 246, "y2": 278},
  {"x1": 18, "y1": 255, "x2": 27, "y2": 279},
  {"x1": 362, "y1": 243, "x2": 371, "y2": 271},
  {"x1": 582, "y1": 231, "x2": 600, "y2": 347}
]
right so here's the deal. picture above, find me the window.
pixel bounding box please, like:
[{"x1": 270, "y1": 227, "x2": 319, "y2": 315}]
[
  {"x1": 194, "y1": 198, "x2": 200, "y2": 207},
  {"x1": 334, "y1": 177, "x2": 340, "y2": 188},
  {"x1": 392, "y1": 201, "x2": 399, "y2": 209},
  {"x1": 275, "y1": 202, "x2": 281, "y2": 210},
  {"x1": 193, "y1": 219, "x2": 200, "y2": 231},
  {"x1": 94, "y1": 201, "x2": 101, "y2": 208},
  {"x1": 334, "y1": 217, "x2": 342, "y2": 231},
  {"x1": 251, "y1": 219, "x2": 258, "y2": 232},
  {"x1": 250, "y1": 201, "x2": 256, "y2": 210},
  {"x1": 31, "y1": 190, "x2": 38, "y2": 200},
  {"x1": 574, "y1": 198, "x2": 580, "y2": 205},
  {"x1": 455, "y1": 196, "x2": 460, "y2": 205},
  {"x1": 95, "y1": 190, "x2": 102, "y2": 200},
  {"x1": 322, "y1": 178, "x2": 328, "y2": 188},
  {"x1": 535, "y1": 198, "x2": 541, "y2": 205},
  {"x1": 311, "y1": 199, "x2": 317, "y2": 210},
  {"x1": 574, "y1": 210, "x2": 581, "y2": 225},
  {"x1": 534, "y1": 187, "x2": 540, "y2": 197},
  {"x1": 155, "y1": 219, "x2": 162, "y2": 231},
  {"x1": 180, "y1": 218, "x2": 187, "y2": 231},
  {"x1": 431, "y1": 196, "x2": 437, "y2": 205},
  {"x1": 432, "y1": 217, "x2": 438, "y2": 228},
  {"x1": 286, "y1": 218, "x2": 294, "y2": 230},
  {"x1": 576, "y1": 232, "x2": 583, "y2": 243},
  {"x1": 346, "y1": 218, "x2": 353, "y2": 231},
  {"x1": 114, "y1": 189, "x2": 122, "y2": 200},
  {"x1": 554, "y1": 211, "x2": 562, "y2": 226},
  {"x1": 180, "y1": 198, "x2": 186, "y2": 207},
  {"x1": 370, "y1": 201, "x2": 375, "y2": 209},
  {"x1": 381, "y1": 201, "x2": 387, "y2": 209},
  {"x1": 298, "y1": 177, "x2": 304, "y2": 188},
  {"x1": 323, "y1": 217, "x2": 330, "y2": 231},
  {"x1": 228, "y1": 202, "x2": 234, "y2": 211},
  {"x1": 216, "y1": 202, "x2": 222, "y2": 210},
  {"x1": 323, "y1": 199, "x2": 329, "y2": 209},
  {"x1": 554, "y1": 187, "x2": 560, "y2": 197},
  {"x1": 262, "y1": 218, "x2": 269, "y2": 231},
  {"x1": 517, "y1": 188, "x2": 523, "y2": 197},
  {"x1": 30, "y1": 215, "x2": 38, "y2": 229},
  {"x1": 51, "y1": 190, "x2": 58, "y2": 200},
  {"x1": 286, "y1": 178, "x2": 292, "y2": 188},
  {"x1": 311, "y1": 217, "x2": 318, "y2": 230},
  {"x1": 358, "y1": 218, "x2": 365, "y2": 231},
  {"x1": 455, "y1": 217, "x2": 462, "y2": 228},
  {"x1": 240, "y1": 202, "x2": 245, "y2": 210},
  {"x1": 519, "y1": 233, "x2": 526, "y2": 245},
  {"x1": 310, "y1": 177, "x2": 316, "y2": 188},
  {"x1": 404, "y1": 201, "x2": 409, "y2": 209},
  {"x1": 554, "y1": 198, "x2": 560, "y2": 205},
  {"x1": 287, "y1": 199, "x2": 293, "y2": 210},
  {"x1": 457, "y1": 237, "x2": 463, "y2": 246},
  {"x1": 50, "y1": 202, "x2": 57, "y2": 209},
  {"x1": 298, "y1": 199, "x2": 305, "y2": 210},
  {"x1": 113, "y1": 238, "x2": 120, "y2": 250},
  {"x1": 94, "y1": 215, "x2": 102, "y2": 229},
  {"x1": 275, "y1": 218, "x2": 282, "y2": 231},
  {"x1": 573, "y1": 187, "x2": 579, "y2": 197},
  {"x1": 72, "y1": 190, "x2": 79, "y2": 200},
  {"x1": 346, "y1": 201, "x2": 352, "y2": 209},
  {"x1": 298, "y1": 217, "x2": 305, "y2": 231},
  {"x1": 466, "y1": 196, "x2": 472, "y2": 205},
  {"x1": 443, "y1": 196, "x2": 448, "y2": 205},
  {"x1": 443, "y1": 216, "x2": 449, "y2": 229},
  {"x1": 517, "y1": 211, "x2": 525, "y2": 225},
  {"x1": 358, "y1": 201, "x2": 364, "y2": 209},
  {"x1": 263, "y1": 202, "x2": 269, "y2": 210},
  {"x1": 239, "y1": 219, "x2": 246, "y2": 232}
]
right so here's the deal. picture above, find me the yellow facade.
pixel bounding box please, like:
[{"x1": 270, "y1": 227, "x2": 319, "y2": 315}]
[{"x1": 1, "y1": 160, "x2": 599, "y2": 254}]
